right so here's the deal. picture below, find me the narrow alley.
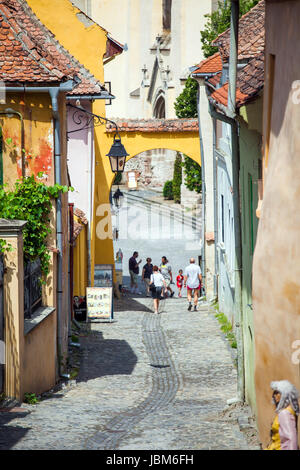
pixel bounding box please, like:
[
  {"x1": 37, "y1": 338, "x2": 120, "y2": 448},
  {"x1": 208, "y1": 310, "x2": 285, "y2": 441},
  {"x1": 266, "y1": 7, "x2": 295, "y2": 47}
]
[{"x1": 0, "y1": 195, "x2": 259, "y2": 450}]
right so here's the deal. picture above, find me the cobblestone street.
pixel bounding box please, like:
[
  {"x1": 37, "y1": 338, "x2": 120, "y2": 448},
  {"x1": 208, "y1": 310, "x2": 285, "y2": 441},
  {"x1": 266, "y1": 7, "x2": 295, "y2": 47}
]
[{"x1": 0, "y1": 295, "x2": 260, "y2": 450}]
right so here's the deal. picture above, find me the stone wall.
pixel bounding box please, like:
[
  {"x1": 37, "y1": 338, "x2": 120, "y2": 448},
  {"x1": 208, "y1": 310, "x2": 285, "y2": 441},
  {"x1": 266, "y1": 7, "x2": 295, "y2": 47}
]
[{"x1": 124, "y1": 149, "x2": 177, "y2": 188}]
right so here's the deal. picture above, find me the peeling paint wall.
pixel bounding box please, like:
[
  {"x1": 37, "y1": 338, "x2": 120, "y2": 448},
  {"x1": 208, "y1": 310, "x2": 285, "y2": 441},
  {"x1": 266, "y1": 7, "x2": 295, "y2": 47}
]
[
  {"x1": 253, "y1": 0, "x2": 300, "y2": 448},
  {"x1": 0, "y1": 93, "x2": 54, "y2": 186}
]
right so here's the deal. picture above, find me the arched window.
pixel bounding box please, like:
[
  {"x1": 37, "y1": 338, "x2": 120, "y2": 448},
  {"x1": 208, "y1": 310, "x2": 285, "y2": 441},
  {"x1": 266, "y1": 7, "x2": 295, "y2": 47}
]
[
  {"x1": 163, "y1": 0, "x2": 172, "y2": 32},
  {"x1": 153, "y1": 95, "x2": 165, "y2": 118}
]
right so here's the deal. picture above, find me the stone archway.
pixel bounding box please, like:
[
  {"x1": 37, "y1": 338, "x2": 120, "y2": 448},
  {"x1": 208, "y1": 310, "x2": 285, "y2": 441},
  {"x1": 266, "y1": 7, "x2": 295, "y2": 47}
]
[{"x1": 93, "y1": 117, "x2": 201, "y2": 270}]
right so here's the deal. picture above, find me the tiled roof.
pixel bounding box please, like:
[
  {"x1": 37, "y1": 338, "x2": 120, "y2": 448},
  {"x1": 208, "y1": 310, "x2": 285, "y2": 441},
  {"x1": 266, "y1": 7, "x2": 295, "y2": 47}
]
[
  {"x1": 0, "y1": 0, "x2": 75, "y2": 82},
  {"x1": 106, "y1": 119, "x2": 199, "y2": 133},
  {"x1": 210, "y1": 53, "x2": 264, "y2": 108},
  {"x1": 207, "y1": 72, "x2": 222, "y2": 89},
  {"x1": 212, "y1": 0, "x2": 265, "y2": 62},
  {"x1": 0, "y1": 0, "x2": 107, "y2": 97},
  {"x1": 73, "y1": 207, "x2": 88, "y2": 240},
  {"x1": 193, "y1": 52, "x2": 223, "y2": 75}
]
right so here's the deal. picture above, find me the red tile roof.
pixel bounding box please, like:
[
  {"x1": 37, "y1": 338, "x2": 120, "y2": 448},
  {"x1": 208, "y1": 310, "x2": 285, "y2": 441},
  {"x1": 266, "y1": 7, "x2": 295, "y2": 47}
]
[
  {"x1": 193, "y1": 52, "x2": 223, "y2": 75},
  {"x1": 106, "y1": 119, "x2": 199, "y2": 133},
  {"x1": 0, "y1": 0, "x2": 108, "y2": 97},
  {"x1": 210, "y1": 53, "x2": 264, "y2": 109},
  {"x1": 73, "y1": 207, "x2": 88, "y2": 240},
  {"x1": 207, "y1": 72, "x2": 222, "y2": 89},
  {"x1": 212, "y1": 0, "x2": 265, "y2": 62}
]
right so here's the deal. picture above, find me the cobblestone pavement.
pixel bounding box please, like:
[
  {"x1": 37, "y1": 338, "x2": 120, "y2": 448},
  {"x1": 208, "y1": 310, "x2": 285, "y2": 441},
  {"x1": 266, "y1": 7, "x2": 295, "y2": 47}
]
[
  {"x1": 0, "y1": 295, "x2": 260, "y2": 450},
  {"x1": 0, "y1": 197, "x2": 261, "y2": 450}
]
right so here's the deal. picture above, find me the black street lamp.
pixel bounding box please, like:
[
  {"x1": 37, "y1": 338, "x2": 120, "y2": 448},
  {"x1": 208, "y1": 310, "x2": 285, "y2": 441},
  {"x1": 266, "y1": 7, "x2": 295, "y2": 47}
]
[
  {"x1": 67, "y1": 103, "x2": 129, "y2": 173},
  {"x1": 106, "y1": 134, "x2": 129, "y2": 173},
  {"x1": 112, "y1": 186, "x2": 124, "y2": 209}
]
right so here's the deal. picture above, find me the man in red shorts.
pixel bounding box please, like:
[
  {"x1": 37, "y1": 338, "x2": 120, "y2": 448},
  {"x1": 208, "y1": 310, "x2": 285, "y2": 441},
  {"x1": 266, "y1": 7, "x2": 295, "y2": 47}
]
[{"x1": 184, "y1": 258, "x2": 202, "y2": 312}]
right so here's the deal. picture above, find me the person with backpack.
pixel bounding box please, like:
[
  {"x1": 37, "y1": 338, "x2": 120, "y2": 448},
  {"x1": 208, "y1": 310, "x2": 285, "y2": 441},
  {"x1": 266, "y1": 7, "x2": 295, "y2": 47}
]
[{"x1": 149, "y1": 265, "x2": 167, "y2": 314}]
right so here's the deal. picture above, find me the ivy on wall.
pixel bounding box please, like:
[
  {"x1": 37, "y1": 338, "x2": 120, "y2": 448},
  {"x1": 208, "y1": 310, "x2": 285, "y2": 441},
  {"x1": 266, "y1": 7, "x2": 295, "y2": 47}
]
[{"x1": 0, "y1": 173, "x2": 73, "y2": 280}]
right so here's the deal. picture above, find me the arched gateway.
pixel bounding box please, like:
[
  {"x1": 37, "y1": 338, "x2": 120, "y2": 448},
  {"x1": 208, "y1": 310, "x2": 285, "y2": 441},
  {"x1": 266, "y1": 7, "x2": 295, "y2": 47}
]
[{"x1": 93, "y1": 117, "x2": 200, "y2": 281}]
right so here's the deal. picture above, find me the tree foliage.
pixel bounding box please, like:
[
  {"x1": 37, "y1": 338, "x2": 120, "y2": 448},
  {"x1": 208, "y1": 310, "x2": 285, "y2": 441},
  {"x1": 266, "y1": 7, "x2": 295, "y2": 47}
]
[
  {"x1": 163, "y1": 180, "x2": 174, "y2": 200},
  {"x1": 183, "y1": 155, "x2": 202, "y2": 194},
  {"x1": 172, "y1": 153, "x2": 182, "y2": 203},
  {"x1": 200, "y1": 0, "x2": 260, "y2": 58},
  {"x1": 174, "y1": 77, "x2": 198, "y2": 119},
  {"x1": 0, "y1": 174, "x2": 73, "y2": 279}
]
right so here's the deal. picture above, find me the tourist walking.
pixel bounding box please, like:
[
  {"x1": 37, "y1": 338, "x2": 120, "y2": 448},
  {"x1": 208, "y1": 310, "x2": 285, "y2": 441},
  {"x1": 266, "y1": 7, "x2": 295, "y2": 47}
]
[
  {"x1": 159, "y1": 256, "x2": 174, "y2": 298},
  {"x1": 149, "y1": 265, "x2": 167, "y2": 314},
  {"x1": 176, "y1": 269, "x2": 184, "y2": 298},
  {"x1": 184, "y1": 258, "x2": 202, "y2": 311},
  {"x1": 142, "y1": 257, "x2": 153, "y2": 297},
  {"x1": 129, "y1": 251, "x2": 142, "y2": 294}
]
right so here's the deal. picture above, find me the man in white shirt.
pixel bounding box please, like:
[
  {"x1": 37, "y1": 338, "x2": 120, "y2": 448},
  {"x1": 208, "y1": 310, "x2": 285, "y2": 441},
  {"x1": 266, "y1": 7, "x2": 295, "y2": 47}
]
[{"x1": 184, "y1": 258, "x2": 202, "y2": 312}]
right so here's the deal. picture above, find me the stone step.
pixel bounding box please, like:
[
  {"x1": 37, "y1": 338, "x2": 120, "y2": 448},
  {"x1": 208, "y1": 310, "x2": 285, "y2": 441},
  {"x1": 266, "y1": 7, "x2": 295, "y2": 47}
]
[{"x1": 124, "y1": 192, "x2": 202, "y2": 232}]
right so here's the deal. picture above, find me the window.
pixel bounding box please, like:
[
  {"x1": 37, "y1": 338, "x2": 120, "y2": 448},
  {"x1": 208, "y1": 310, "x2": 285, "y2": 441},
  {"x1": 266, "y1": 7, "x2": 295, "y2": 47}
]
[
  {"x1": 153, "y1": 95, "x2": 165, "y2": 118},
  {"x1": 163, "y1": 0, "x2": 172, "y2": 32},
  {"x1": 221, "y1": 195, "x2": 225, "y2": 243}
]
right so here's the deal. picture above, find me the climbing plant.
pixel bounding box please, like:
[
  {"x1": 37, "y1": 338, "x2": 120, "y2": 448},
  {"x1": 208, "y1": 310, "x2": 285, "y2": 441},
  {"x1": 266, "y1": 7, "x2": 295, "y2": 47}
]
[{"x1": 0, "y1": 173, "x2": 73, "y2": 279}]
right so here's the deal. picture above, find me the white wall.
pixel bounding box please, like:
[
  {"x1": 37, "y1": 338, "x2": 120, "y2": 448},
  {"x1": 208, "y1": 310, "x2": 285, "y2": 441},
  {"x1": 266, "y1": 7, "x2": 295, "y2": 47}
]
[{"x1": 91, "y1": 0, "x2": 214, "y2": 119}]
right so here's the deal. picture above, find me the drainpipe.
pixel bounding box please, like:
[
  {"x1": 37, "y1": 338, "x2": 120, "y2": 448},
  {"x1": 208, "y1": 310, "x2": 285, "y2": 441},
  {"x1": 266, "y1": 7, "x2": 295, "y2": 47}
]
[
  {"x1": 212, "y1": 117, "x2": 218, "y2": 298},
  {"x1": 207, "y1": 0, "x2": 244, "y2": 402},
  {"x1": 228, "y1": 0, "x2": 244, "y2": 403},
  {"x1": 196, "y1": 86, "x2": 206, "y2": 289},
  {"x1": 49, "y1": 80, "x2": 77, "y2": 377}
]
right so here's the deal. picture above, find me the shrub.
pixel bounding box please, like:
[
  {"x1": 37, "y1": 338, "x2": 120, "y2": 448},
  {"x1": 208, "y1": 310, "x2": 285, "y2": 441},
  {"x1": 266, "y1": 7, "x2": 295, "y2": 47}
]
[
  {"x1": 113, "y1": 172, "x2": 122, "y2": 186},
  {"x1": 172, "y1": 153, "x2": 182, "y2": 203},
  {"x1": 163, "y1": 180, "x2": 174, "y2": 200}
]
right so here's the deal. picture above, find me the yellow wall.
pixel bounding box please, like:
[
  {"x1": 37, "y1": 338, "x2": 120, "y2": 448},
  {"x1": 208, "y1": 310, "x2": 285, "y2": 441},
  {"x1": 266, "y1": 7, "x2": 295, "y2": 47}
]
[
  {"x1": 73, "y1": 220, "x2": 88, "y2": 297},
  {"x1": 0, "y1": 94, "x2": 54, "y2": 185},
  {"x1": 26, "y1": 0, "x2": 107, "y2": 83}
]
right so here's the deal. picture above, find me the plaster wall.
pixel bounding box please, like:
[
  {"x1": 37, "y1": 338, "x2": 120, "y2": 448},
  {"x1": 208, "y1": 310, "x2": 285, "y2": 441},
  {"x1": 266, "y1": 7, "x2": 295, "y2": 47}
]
[
  {"x1": 239, "y1": 99, "x2": 262, "y2": 414},
  {"x1": 67, "y1": 100, "x2": 94, "y2": 221},
  {"x1": 252, "y1": 0, "x2": 300, "y2": 447},
  {"x1": 198, "y1": 84, "x2": 215, "y2": 299},
  {"x1": 92, "y1": 0, "x2": 214, "y2": 119},
  {"x1": 216, "y1": 139, "x2": 235, "y2": 325}
]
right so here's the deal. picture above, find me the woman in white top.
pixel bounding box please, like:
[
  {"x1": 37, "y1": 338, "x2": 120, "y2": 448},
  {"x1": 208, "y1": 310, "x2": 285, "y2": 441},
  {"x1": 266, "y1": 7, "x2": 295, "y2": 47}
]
[{"x1": 149, "y1": 265, "x2": 167, "y2": 314}]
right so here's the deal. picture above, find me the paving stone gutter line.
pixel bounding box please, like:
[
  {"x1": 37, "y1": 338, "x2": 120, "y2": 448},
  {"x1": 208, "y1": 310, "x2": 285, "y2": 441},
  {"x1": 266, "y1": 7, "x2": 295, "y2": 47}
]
[
  {"x1": 123, "y1": 191, "x2": 202, "y2": 232},
  {"x1": 84, "y1": 311, "x2": 182, "y2": 450}
]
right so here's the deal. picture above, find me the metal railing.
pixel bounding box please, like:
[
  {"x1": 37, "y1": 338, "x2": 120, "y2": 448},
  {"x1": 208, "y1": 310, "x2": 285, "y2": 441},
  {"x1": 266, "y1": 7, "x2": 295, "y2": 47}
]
[{"x1": 24, "y1": 258, "x2": 42, "y2": 319}]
